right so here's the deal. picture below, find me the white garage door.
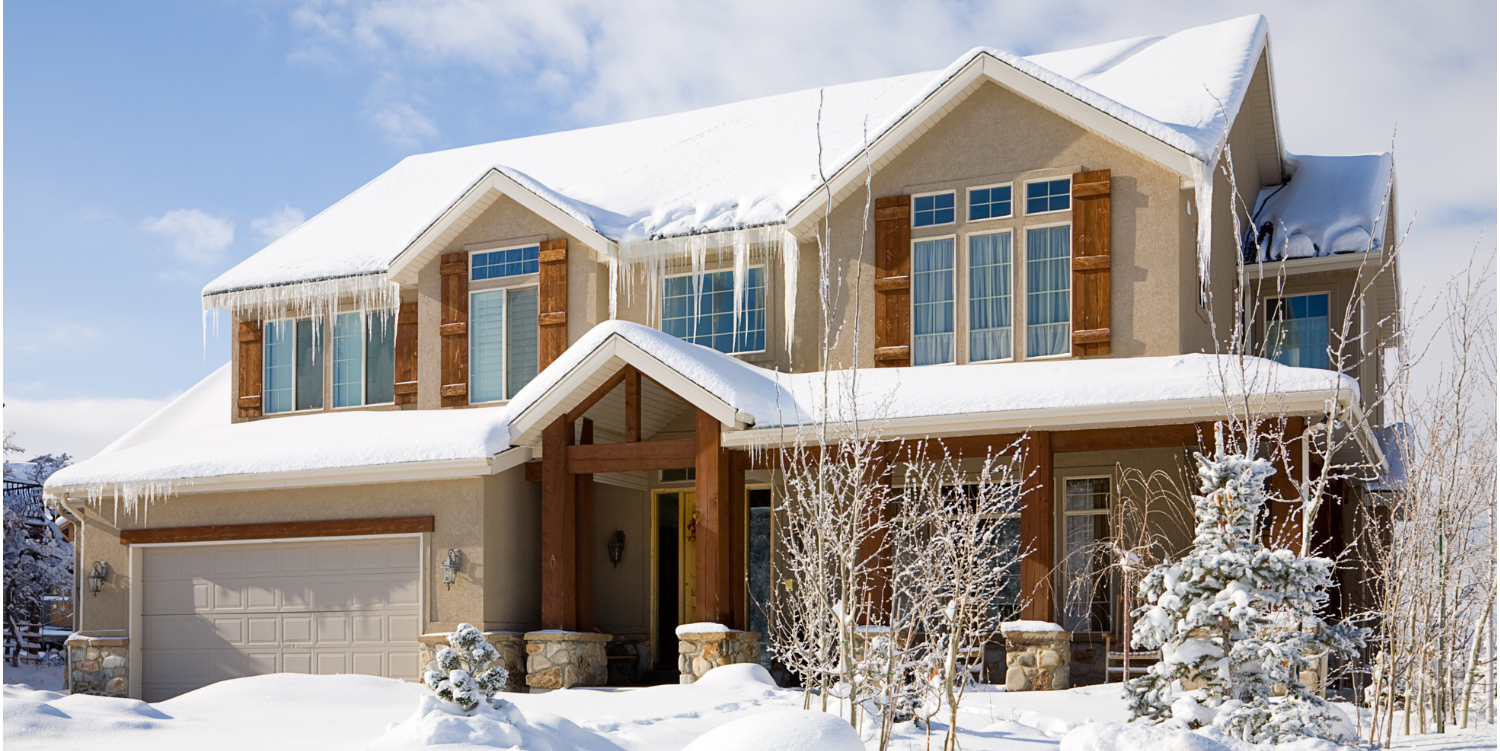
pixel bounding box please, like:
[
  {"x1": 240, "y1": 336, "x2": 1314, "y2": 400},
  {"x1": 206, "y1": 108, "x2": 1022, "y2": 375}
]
[{"x1": 140, "y1": 537, "x2": 422, "y2": 701}]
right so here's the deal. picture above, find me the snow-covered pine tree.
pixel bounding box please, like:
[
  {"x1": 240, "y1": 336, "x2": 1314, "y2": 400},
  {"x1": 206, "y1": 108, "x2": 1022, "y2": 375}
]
[
  {"x1": 423, "y1": 623, "x2": 509, "y2": 712},
  {"x1": 1125, "y1": 452, "x2": 1366, "y2": 744}
]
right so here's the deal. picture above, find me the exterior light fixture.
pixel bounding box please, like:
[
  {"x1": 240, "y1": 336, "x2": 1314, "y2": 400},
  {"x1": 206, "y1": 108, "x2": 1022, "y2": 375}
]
[
  {"x1": 87, "y1": 562, "x2": 109, "y2": 596},
  {"x1": 440, "y1": 549, "x2": 463, "y2": 590},
  {"x1": 607, "y1": 531, "x2": 626, "y2": 568}
]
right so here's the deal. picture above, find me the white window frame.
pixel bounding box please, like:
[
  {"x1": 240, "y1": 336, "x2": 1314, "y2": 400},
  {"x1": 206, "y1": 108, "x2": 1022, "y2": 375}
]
[
  {"x1": 1261, "y1": 290, "x2": 1333, "y2": 370},
  {"x1": 263, "y1": 316, "x2": 322, "y2": 415},
  {"x1": 1021, "y1": 221, "x2": 1073, "y2": 361},
  {"x1": 1022, "y1": 176, "x2": 1073, "y2": 217},
  {"x1": 964, "y1": 228, "x2": 1015, "y2": 364},
  {"x1": 469, "y1": 283, "x2": 540, "y2": 405},
  {"x1": 331, "y1": 311, "x2": 366, "y2": 410},
  {"x1": 910, "y1": 234, "x2": 958, "y2": 367},
  {"x1": 469, "y1": 242, "x2": 541, "y2": 282},
  {"x1": 661, "y1": 265, "x2": 769, "y2": 356},
  {"x1": 1060, "y1": 474, "x2": 1113, "y2": 634},
  {"x1": 911, "y1": 189, "x2": 958, "y2": 229},
  {"x1": 965, "y1": 182, "x2": 1015, "y2": 224}
]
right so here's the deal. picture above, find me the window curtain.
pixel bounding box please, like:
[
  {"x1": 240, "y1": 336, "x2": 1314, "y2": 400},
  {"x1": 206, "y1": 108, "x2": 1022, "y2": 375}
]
[
  {"x1": 333, "y1": 313, "x2": 363, "y2": 408},
  {"x1": 912, "y1": 238, "x2": 955, "y2": 366},
  {"x1": 263, "y1": 320, "x2": 294, "y2": 414},
  {"x1": 365, "y1": 311, "x2": 396, "y2": 404},
  {"x1": 470, "y1": 290, "x2": 506, "y2": 403},
  {"x1": 1026, "y1": 226, "x2": 1071, "y2": 357},
  {"x1": 968, "y1": 232, "x2": 1012, "y2": 361},
  {"x1": 505, "y1": 287, "x2": 539, "y2": 399},
  {"x1": 1265, "y1": 294, "x2": 1330, "y2": 369},
  {"x1": 294, "y1": 319, "x2": 323, "y2": 411}
]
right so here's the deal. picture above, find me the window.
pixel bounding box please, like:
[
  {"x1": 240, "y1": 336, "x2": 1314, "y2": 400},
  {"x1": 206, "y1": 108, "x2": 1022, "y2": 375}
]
[
  {"x1": 913, "y1": 191, "x2": 956, "y2": 228},
  {"x1": 470, "y1": 287, "x2": 540, "y2": 403},
  {"x1": 968, "y1": 232, "x2": 1013, "y2": 362},
  {"x1": 264, "y1": 319, "x2": 322, "y2": 414},
  {"x1": 471, "y1": 244, "x2": 539, "y2": 281},
  {"x1": 662, "y1": 267, "x2": 766, "y2": 354},
  {"x1": 939, "y1": 483, "x2": 1023, "y2": 619},
  {"x1": 968, "y1": 185, "x2": 1013, "y2": 221},
  {"x1": 1063, "y1": 477, "x2": 1112, "y2": 632},
  {"x1": 1025, "y1": 226, "x2": 1071, "y2": 357},
  {"x1": 1025, "y1": 178, "x2": 1071, "y2": 214},
  {"x1": 332, "y1": 311, "x2": 396, "y2": 408},
  {"x1": 912, "y1": 238, "x2": 956, "y2": 366},
  {"x1": 1265, "y1": 293, "x2": 1330, "y2": 369}
]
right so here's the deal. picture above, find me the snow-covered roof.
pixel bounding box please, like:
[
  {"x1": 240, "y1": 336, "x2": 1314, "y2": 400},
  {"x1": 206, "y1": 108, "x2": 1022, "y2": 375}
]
[
  {"x1": 1247, "y1": 153, "x2": 1393, "y2": 262},
  {"x1": 95, "y1": 364, "x2": 231, "y2": 458},
  {"x1": 1364, "y1": 423, "x2": 1408, "y2": 493},
  {"x1": 203, "y1": 15, "x2": 1273, "y2": 301}
]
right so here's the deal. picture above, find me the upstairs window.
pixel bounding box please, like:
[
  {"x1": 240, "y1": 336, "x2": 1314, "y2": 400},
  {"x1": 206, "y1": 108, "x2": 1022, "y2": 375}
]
[
  {"x1": 1025, "y1": 178, "x2": 1071, "y2": 214},
  {"x1": 264, "y1": 319, "x2": 322, "y2": 414},
  {"x1": 1265, "y1": 293, "x2": 1330, "y2": 369},
  {"x1": 912, "y1": 237, "x2": 956, "y2": 366},
  {"x1": 472, "y1": 244, "x2": 539, "y2": 281},
  {"x1": 1025, "y1": 225, "x2": 1071, "y2": 357},
  {"x1": 968, "y1": 185, "x2": 1013, "y2": 221},
  {"x1": 912, "y1": 191, "x2": 956, "y2": 228},
  {"x1": 968, "y1": 231, "x2": 1013, "y2": 362},
  {"x1": 332, "y1": 311, "x2": 397, "y2": 408},
  {"x1": 662, "y1": 267, "x2": 766, "y2": 355},
  {"x1": 471, "y1": 287, "x2": 540, "y2": 403}
]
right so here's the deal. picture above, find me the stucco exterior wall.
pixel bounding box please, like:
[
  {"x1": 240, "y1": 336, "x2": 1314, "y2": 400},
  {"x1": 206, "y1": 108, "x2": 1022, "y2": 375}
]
[
  {"x1": 591, "y1": 482, "x2": 652, "y2": 638},
  {"x1": 483, "y1": 467, "x2": 542, "y2": 631}
]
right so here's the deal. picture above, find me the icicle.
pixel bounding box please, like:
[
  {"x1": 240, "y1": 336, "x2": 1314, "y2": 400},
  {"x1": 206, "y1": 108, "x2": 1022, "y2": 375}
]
[
  {"x1": 732, "y1": 239, "x2": 749, "y2": 334},
  {"x1": 201, "y1": 272, "x2": 400, "y2": 331},
  {"x1": 616, "y1": 224, "x2": 787, "y2": 337},
  {"x1": 608, "y1": 254, "x2": 619, "y2": 320},
  {"x1": 781, "y1": 230, "x2": 799, "y2": 355},
  {"x1": 1192, "y1": 156, "x2": 1216, "y2": 307}
]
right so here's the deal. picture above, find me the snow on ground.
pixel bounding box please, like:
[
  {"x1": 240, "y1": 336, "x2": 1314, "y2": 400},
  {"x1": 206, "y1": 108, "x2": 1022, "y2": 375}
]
[
  {"x1": 2, "y1": 662, "x2": 64, "y2": 692},
  {"x1": 9, "y1": 663, "x2": 1490, "y2": 751}
]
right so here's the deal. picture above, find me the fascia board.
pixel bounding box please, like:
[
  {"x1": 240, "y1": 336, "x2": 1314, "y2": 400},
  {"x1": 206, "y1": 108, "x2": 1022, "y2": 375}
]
[
  {"x1": 388, "y1": 169, "x2": 615, "y2": 286},
  {"x1": 1242, "y1": 252, "x2": 1388, "y2": 279},
  {"x1": 720, "y1": 390, "x2": 1347, "y2": 449},
  {"x1": 785, "y1": 53, "x2": 1200, "y2": 233},
  {"x1": 489, "y1": 446, "x2": 533, "y2": 475},
  {"x1": 50, "y1": 457, "x2": 494, "y2": 498}
]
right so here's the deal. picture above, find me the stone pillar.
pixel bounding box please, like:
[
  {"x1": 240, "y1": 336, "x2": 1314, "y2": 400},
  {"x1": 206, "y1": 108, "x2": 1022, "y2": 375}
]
[
  {"x1": 676, "y1": 627, "x2": 761, "y2": 684},
  {"x1": 66, "y1": 634, "x2": 128, "y2": 697},
  {"x1": 1002, "y1": 624, "x2": 1072, "y2": 691},
  {"x1": 419, "y1": 631, "x2": 528, "y2": 693},
  {"x1": 524, "y1": 631, "x2": 610, "y2": 690}
]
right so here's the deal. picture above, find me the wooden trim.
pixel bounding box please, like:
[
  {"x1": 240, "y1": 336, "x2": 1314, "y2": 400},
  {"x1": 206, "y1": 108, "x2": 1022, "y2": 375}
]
[
  {"x1": 874, "y1": 205, "x2": 910, "y2": 222},
  {"x1": 541, "y1": 416, "x2": 577, "y2": 630},
  {"x1": 1048, "y1": 423, "x2": 1210, "y2": 454},
  {"x1": 440, "y1": 251, "x2": 470, "y2": 407},
  {"x1": 874, "y1": 346, "x2": 910, "y2": 362},
  {"x1": 874, "y1": 276, "x2": 910, "y2": 292},
  {"x1": 1071, "y1": 180, "x2": 1111, "y2": 198},
  {"x1": 1019, "y1": 432, "x2": 1053, "y2": 621},
  {"x1": 393, "y1": 381, "x2": 418, "y2": 396},
  {"x1": 538, "y1": 311, "x2": 567, "y2": 326},
  {"x1": 394, "y1": 301, "x2": 419, "y2": 406},
  {"x1": 524, "y1": 460, "x2": 543, "y2": 483},
  {"x1": 1071, "y1": 256, "x2": 1111, "y2": 271},
  {"x1": 440, "y1": 384, "x2": 468, "y2": 398},
  {"x1": 565, "y1": 438, "x2": 696, "y2": 475},
  {"x1": 538, "y1": 248, "x2": 567, "y2": 263},
  {"x1": 695, "y1": 409, "x2": 731, "y2": 623},
  {"x1": 440, "y1": 261, "x2": 466, "y2": 276},
  {"x1": 440, "y1": 322, "x2": 468, "y2": 337},
  {"x1": 624, "y1": 368, "x2": 642, "y2": 443},
  {"x1": 575, "y1": 418, "x2": 595, "y2": 631},
  {"x1": 119, "y1": 516, "x2": 434, "y2": 545},
  {"x1": 874, "y1": 195, "x2": 912, "y2": 368},
  {"x1": 1071, "y1": 328, "x2": 1111, "y2": 345},
  {"x1": 538, "y1": 238, "x2": 569, "y2": 369},
  {"x1": 237, "y1": 395, "x2": 262, "y2": 408},
  {"x1": 1071, "y1": 168, "x2": 1111, "y2": 357}
]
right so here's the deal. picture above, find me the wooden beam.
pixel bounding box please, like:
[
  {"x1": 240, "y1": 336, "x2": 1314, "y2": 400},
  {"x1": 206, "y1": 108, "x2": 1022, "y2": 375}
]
[
  {"x1": 524, "y1": 461, "x2": 542, "y2": 483},
  {"x1": 565, "y1": 367, "x2": 630, "y2": 424},
  {"x1": 893, "y1": 433, "x2": 1026, "y2": 462},
  {"x1": 727, "y1": 450, "x2": 747, "y2": 630},
  {"x1": 858, "y1": 444, "x2": 893, "y2": 623},
  {"x1": 624, "y1": 367, "x2": 642, "y2": 443},
  {"x1": 119, "y1": 516, "x2": 434, "y2": 545},
  {"x1": 565, "y1": 439, "x2": 696, "y2": 474},
  {"x1": 576, "y1": 419, "x2": 595, "y2": 631},
  {"x1": 695, "y1": 409, "x2": 731, "y2": 623},
  {"x1": 541, "y1": 416, "x2": 577, "y2": 630},
  {"x1": 1049, "y1": 423, "x2": 1210, "y2": 454},
  {"x1": 1019, "y1": 431, "x2": 1054, "y2": 622}
]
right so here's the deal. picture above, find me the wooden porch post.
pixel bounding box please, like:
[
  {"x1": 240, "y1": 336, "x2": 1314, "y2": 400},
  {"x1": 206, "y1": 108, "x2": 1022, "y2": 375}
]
[
  {"x1": 858, "y1": 443, "x2": 893, "y2": 622},
  {"x1": 695, "y1": 409, "x2": 732, "y2": 624},
  {"x1": 541, "y1": 416, "x2": 577, "y2": 630},
  {"x1": 575, "y1": 419, "x2": 595, "y2": 631},
  {"x1": 1019, "y1": 431, "x2": 1054, "y2": 622},
  {"x1": 624, "y1": 367, "x2": 642, "y2": 443},
  {"x1": 1266, "y1": 416, "x2": 1305, "y2": 550},
  {"x1": 727, "y1": 450, "x2": 747, "y2": 630}
]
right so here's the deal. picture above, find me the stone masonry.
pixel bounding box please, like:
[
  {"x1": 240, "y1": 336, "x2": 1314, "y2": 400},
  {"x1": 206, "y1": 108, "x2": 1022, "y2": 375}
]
[
  {"x1": 677, "y1": 628, "x2": 761, "y2": 684},
  {"x1": 1002, "y1": 625, "x2": 1072, "y2": 691},
  {"x1": 419, "y1": 631, "x2": 528, "y2": 693},
  {"x1": 524, "y1": 631, "x2": 610, "y2": 690},
  {"x1": 67, "y1": 634, "x2": 128, "y2": 697}
]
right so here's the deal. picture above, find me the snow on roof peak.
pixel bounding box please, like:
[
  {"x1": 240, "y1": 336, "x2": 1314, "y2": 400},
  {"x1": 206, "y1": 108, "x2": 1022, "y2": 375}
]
[
  {"x1": 204, "y1": 15, "x2": 1272, "y2": 302},
  {"x1": 1248, "y1": 152, "x2": 1393, "y2": 262}
]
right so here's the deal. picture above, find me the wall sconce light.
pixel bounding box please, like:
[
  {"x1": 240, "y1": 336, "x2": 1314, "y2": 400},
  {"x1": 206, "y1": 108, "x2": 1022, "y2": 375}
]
[
  {"x1": 87, "y1": 562, "x2": 109, "y2": 596},
  {"x1": 440, "y1": 549, "x2": 463, "y2": 590},
  {"x1": 607, "y1": 531, "x2": 626, "y2": 567}
]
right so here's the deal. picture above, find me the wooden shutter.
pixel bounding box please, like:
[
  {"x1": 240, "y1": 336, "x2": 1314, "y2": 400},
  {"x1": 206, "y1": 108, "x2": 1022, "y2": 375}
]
[
  {"x1": 874, "y1": 195, "x2": 912, "y2": 367},
  {"x1": 237, "y1": 320, "x2": 263, "y2": 418},
  {"x1": 538, "y1": 238, "x2": 568, "y2": 369},
  {"x1": 439, "y1": 252, "x2": 469, "y2": 407},
  {"x1": 1070, "y1": 169, "x2": 1112, "y2": 356},
  {"x1": 393, "y1": 301, "x2": 419, "y2": 405}
]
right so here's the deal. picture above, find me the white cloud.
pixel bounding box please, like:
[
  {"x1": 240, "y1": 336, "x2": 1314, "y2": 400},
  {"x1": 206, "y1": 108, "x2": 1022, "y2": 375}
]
[
  {"x1": 4, "y1": 396, "x2": 177, "y2": 461},
  {"x1": 142, "y1": 208, "x2": 235, "y2": 265},
  {"x1": 367, "y1": 100, "x2": 440, "y2": 147},
  {"x1": 250, "y1": 203, "x2": 307, "y2": 243}
]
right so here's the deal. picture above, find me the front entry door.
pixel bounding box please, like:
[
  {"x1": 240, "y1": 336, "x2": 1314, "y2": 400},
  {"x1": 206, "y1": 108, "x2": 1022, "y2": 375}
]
[
  {"x1": 654, "y1": 489, "x2": 699, "y2": 670},
  {"x1": 677, "y1": 491, "x2": 697, "y2": 624}
]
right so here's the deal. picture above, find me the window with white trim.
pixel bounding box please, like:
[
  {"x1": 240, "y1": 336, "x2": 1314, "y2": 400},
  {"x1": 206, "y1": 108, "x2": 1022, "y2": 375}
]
[
  {"x1": 332, "y1": 311, "x2": 397, "y2": 408},
  {"x1": 1025, "y1": 178, "x2": 1071, "y2": 214},
  {"x1": 662, "y1": 267, "x2": 766, "y2": 354},
  {"x1": 942, "y1": 483, "x2": 1023, "y2": 619},
  {"x1": 913, "y1": 191, "x2": 956, "y2": 228},
  {"x1": 470, "y1": 286, "x2": 540, "y2": 403},
  {"x1": 1062, "y1": 476, "x2": 1112, "y2": 633},
  {"x1": 264, "y1": 318, "x2": 322, "y2": 414},
  {"x1": 968, "y1": 231, "x2": 1012, "y2": 362},
  {"x1": 1264, "y1": 293, "x2": 1330, "y2": 369},
  {"x1": 912, "y1": 238, "x2": 956, "y2": 366},
  {"x1": 968, "y1": 184, "x2": 1013, "y2": 221},
  {"x1": 1024, "y1": 225, "x2": 1071, "y2": 357}
]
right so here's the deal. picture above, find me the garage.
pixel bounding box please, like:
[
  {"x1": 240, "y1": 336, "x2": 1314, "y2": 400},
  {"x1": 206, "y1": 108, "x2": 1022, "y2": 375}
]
[{"x1": 139, "y1": 536, "x2": 422, "y2": 701}]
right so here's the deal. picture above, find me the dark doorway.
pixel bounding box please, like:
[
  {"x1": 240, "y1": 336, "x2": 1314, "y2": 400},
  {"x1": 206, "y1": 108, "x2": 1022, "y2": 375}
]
[{"x1": 654, "y1": 492, "x2": 680, "y2": 674}]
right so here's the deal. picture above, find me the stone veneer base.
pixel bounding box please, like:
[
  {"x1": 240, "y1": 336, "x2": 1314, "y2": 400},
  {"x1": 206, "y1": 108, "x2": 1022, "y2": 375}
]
[
  {"x1": 677, "y1": 629, "x2": 761, "y2": 684},
  {"x1": 419, "y1": 631, "x2": 528, "y2": 693},
  {"x1": 524, "y1": 631, "x2": 610, "y2": 690},
  {"x1": 1003, "y1": 628, "x2": 1072, "y2": 691},
  {"x1": 67, "y1": 634, "x2": 129, "y2": 697}
]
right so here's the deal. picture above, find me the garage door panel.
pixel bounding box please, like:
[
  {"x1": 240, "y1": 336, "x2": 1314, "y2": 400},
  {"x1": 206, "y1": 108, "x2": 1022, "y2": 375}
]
[{"x1": 141, "y1": 538, "x2": 421, "y2": 700}]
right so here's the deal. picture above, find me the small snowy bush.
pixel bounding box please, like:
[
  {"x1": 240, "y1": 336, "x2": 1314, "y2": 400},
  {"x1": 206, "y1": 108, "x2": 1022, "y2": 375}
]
[
  {"x1": 1124, "y1": 453, "x2": 1365, "y2": 744},
  {"x1": 422, "y1": 623, "x2": 509, "y2": 712}
]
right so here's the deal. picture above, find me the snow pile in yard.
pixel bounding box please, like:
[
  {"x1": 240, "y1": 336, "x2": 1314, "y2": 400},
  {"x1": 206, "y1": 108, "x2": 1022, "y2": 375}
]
[
  {"x1": 679, "y1": 708, "x2": 862, "y2": 751},
  {"x1": 372, "y1": 694, "x2": 612, "y2": 751},
  {"x1": 1248, "y1": 153, "x2": 1393, "y2": 262},
  {"x1": 1060, "y1": 720, "x2": 1340, "y2": 751},
  {"x1": 204, "y1": 16, "x2": 1270, "y2": 301}
]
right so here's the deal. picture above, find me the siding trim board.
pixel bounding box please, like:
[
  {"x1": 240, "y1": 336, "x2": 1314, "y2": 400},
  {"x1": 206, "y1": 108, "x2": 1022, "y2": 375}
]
[{"x1": 119, "y1": 516, "x2": 436, "y2": 545}]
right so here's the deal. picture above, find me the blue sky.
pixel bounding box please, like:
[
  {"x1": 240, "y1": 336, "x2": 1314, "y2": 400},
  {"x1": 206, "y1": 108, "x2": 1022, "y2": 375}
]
[{"x1": 4, "y1": 0, "x2": 1495, "y2": 458}]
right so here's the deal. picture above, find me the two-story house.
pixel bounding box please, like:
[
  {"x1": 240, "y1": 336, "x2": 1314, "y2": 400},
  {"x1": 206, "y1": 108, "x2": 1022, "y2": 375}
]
[{"x1": 46, "y1": 14, "x2": 1399, "y2": 701}]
